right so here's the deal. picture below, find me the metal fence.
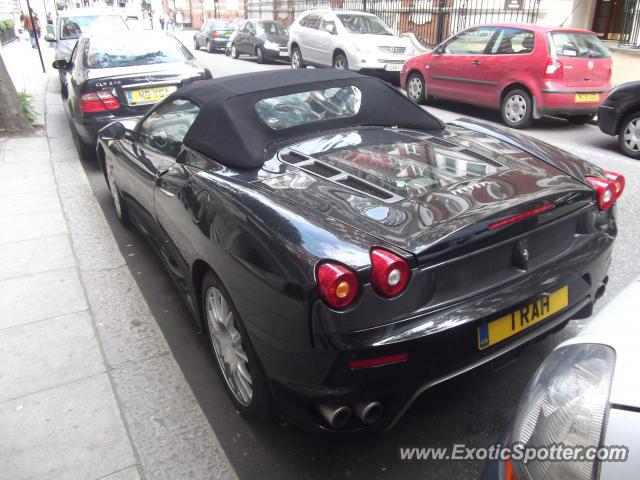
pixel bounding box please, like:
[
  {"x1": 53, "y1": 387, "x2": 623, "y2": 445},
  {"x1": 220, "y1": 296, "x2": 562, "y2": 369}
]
[
  {"x1": 620, "y1": 0, "x2": 640, "y2": 47},
  {"x1": 245, "y1": 0, "x2": 542, "y2": 47}
]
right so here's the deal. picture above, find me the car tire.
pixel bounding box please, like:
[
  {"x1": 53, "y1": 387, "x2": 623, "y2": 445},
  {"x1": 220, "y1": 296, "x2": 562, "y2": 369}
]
[
  {"x1": 567, "y1": 114, "x2": 595, "y2": 125},
  {"x1": 290, "y1": 46, "x2": 304, "y2": 68},
  {"x1": 194, "y1": 37, "x2": 199, "y2": 50},
  {"x1": 618, "y1": 112, "x2": 640, "y2": 159},
  {"x1": 406, "y1": 72, "x2": 426, "y2": 104},
  {"x1": 256, "y1": 46, "x2": 264, "y2": 64},
  {"x1": 201, "y1": 270, "x2": 273, "y2": 420},
  {"x1": 333, "y1": 52, "x2": 348, "y2": 70},
  {"x1": 501, "y1": 89, "x2": 533, "y2": 129},
  {"x1": 231, "y1": 44, "x2": 239, "y2": 59},
  {"x1": 206, "y1": 39, "x2": 215, "y2": 54},
  {"x1": 106, "y1": 158, "x2": 130, "y2": 226}
]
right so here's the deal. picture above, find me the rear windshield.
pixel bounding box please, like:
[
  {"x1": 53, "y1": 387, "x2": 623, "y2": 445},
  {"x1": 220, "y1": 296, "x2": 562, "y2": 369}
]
[
  {"x1": 294, "y1": 130, "x2": 499, "y2": 198},
  {"x1": 209, "y1": 20, "x2": 233, "y2": 30},
  {"x1": 336, "y1": 14, "x2": 392, "y2": 35},
  {"x1": 549, "y1": 32, "x2": 610, "y2": 58},
  {"x1": 86, "y1": 35, "x2": 192, "y2": 68},
  {"x1": 258, "y1": 21, "x2": 286, "y2": 36},
  {"x1": 255, "y1": 86, "x2": 362, "y2": 130},
  {"x1": 60, "y1": 15, "x2": 128, "y2": 40}
]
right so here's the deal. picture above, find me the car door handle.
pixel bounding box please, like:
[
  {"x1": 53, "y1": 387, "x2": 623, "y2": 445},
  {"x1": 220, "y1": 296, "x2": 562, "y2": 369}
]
[{"x1": 471, "y1": 60, "x2": 481, "y2": 65}]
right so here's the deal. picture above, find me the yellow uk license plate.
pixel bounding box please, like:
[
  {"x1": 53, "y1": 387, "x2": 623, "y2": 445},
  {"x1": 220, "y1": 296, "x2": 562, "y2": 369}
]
[
  {"x1": 477, "y1": 286, "x2": 569, "y2": 350},
  {"x1": 127, "y1": 86, "x2": 177, "y2": 105},
  {"x1": 575, "y1": 93, "x2": 600, "y2": 103}
]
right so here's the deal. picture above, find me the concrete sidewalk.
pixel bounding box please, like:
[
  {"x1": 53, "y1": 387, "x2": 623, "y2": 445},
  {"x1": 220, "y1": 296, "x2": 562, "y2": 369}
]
[{"x1": 0, "y1": 41, "x2": 236, "y2": 480}]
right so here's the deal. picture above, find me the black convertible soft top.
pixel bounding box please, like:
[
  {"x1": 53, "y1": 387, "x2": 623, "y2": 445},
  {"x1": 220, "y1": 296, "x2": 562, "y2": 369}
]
[{"x1": 172, "y1": 69, "x2": 444, "y2": 169}]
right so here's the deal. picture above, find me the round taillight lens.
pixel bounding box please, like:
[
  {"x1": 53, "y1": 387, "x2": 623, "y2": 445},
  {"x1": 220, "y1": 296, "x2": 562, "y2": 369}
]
[
  {"x1": 370, "y1": 248, "x2": 410, "y2": 297},
  {"x1": 316, "y1": 262, "x2": 359, "y2": 309},
  {"x1": 586, "y1": 176, "x2": 618, "y2": 211}
]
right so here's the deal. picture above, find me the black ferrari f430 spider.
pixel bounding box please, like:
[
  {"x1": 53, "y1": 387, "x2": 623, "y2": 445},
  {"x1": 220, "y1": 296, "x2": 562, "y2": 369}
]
[{"x1": 97, "y1": 69, "x2": 624, "y2": 432}]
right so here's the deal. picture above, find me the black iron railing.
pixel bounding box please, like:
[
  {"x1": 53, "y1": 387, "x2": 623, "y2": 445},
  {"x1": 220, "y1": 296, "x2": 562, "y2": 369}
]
[
  {"x1": 620, "y1": 0, "x2": 640, "y2": 47},
  {"x1": 245, "y1": 0, "x2": 542, "y2": 47}
]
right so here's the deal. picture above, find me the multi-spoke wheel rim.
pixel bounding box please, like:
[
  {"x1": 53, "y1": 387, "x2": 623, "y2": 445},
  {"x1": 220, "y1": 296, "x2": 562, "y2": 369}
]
[
  {"x1": 291, "y1": 49, "x2": 300, "y2": 68},
  {"x1": 623, "y1": 117, "x2": 640, "y2": 152},
  {"x1": 334, "y1": 56, "x2": 346, "y2": 69},
  {"x1": 505, "y1": 94, "x2": 527, "y2": 124},
  {"x1": 407, "y1": 76, "x2": 423, "y2": 101},
  {"x1": 206, "y1": 286, "x2": 253, "y2": 406},
  {"x1": 107, "y1": 165, "x2": 122, "y2": 219}
]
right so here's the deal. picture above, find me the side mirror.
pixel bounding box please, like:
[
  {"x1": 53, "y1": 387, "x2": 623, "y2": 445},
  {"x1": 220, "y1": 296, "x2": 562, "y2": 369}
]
[
  {"x1": 433, "y1": 45, "x2": 444, "y2": 55},
  {"x1": 99, "y1": 120, "x2": 137, "y2": 141},
  {"x1": 324, "y1": 23, "x2": 335, "y2": 34},
  {"x1": 52, "y1": 59, "x2": 71, "y2": 70},
  {"x1": 44, "y1": 33, "x2": 56, "y2": 42}
]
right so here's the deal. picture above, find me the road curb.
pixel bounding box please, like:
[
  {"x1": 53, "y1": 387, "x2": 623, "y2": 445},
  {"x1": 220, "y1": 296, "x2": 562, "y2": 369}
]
[{"x1": 45, "y1": 74, "x2": 238, "y2": 480}]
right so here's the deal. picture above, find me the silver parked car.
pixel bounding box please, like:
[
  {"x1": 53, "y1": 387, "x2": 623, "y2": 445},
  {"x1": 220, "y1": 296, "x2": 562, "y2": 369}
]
[
  {"x1": 484, "y1": 278, "x2": 640, "y2": 480},
  {"x1": 45, "y1": 8, "x2": 129, "y2": 86},
  {"x1": 287, "y1": 8, "x2": 416, "y2": 81}
]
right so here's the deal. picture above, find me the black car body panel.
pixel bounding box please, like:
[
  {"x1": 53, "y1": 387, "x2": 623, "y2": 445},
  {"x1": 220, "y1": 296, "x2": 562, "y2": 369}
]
[
  {"x1": 60, "y1": 32, "x2": 210, "y2": 145},
  {"x1": 97, "y1": 70, "x2": 617, "y2": 432},
  {"x1": 598, "y1": 80, "x2": 640, "y2": 135}
]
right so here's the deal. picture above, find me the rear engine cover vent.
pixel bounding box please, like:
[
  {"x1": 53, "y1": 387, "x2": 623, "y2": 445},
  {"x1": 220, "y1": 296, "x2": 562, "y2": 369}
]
[
  {"x1": 282, "y1": 150, "x2": 309, "y2": 164},
  {"x1": 459, "y1": 148, "x2": 502, "y2": 168},
  {"x1": 303, "y1": 162, "x2": 341, "y2": 178},
  {"x1": 425, "y1": 136, "x2": 458, "y2": 149},
  {"x1": 337, "y1": 176, "x2": 393, "y2": 200}
]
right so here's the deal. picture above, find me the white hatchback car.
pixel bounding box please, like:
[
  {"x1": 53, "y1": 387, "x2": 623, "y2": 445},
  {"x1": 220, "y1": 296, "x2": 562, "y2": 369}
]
[{"x1": 288, "y1": 9, "x2": 416, "y2": 80}]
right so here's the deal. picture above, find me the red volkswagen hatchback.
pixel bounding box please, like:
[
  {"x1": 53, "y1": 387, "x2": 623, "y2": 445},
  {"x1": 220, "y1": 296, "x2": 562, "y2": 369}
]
[{"x1": 401, "y1": 24, "x2": 613, "y2": 129}]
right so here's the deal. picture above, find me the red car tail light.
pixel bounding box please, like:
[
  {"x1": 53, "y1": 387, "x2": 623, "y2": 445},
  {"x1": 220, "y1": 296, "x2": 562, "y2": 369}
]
[
  {"x1": 370, "y1": 248, "x2": 410, "y2": 297},
  {"x1": 586, "y1": 176, "x2": 616, "y2": 211},
  {"x1": 488, "y1": 204, "x2": 554, "y2": 231},
  {"x1": 80, "y1": 91, "x2": 120, "y2": 113},
  {"x1": 317, "y1": 262, "x2": 359, "y2": 309},
  {"x1": 211, "y1": 31, "x2": 220, "y2": 38},
  {"x1": 603, "y1": 170, "x2": 625, "y2": 199},
  {"x1": 350, "y1": 352, "x2": 408, "y2": 370},
  {"x1": 544, "y1": 58, "x2": 563, "y2": 79}
]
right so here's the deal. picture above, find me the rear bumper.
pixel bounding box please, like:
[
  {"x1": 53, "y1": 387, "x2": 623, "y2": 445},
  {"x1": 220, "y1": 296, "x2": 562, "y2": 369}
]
[
  {"x1": 537, "y1": 88, "x2": 611, "y2": 116},
  {"x1": 597, "y1": 104, "x2": 618, "y2": 135},
  {"x1": 255, "y1": 228, "x2": 615, "y2": 432}
]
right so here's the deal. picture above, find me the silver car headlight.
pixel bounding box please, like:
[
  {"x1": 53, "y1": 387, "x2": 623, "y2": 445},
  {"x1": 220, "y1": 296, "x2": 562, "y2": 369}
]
[{"x1": 509, "y1": 343, "x2": 615, "y2": 480}]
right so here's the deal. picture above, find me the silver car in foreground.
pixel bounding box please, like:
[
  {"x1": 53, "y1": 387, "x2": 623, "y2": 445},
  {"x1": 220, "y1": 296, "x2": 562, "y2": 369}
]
[{"x1": 485, "y1": 279, "x2": 640, "y2": 479}]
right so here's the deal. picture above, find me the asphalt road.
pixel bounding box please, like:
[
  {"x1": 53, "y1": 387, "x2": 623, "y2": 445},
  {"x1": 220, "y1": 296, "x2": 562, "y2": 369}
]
[{"x1": 75, "y1": 34, "x2": 640, "y2": 480}]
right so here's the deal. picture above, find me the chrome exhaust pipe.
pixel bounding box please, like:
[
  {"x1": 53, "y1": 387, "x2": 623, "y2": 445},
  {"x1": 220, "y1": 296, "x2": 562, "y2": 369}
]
[
  {"x1": 354, "y1": 401, "x2": 383, "y2": 425},
  {"x1": 317, "y1": 404, "x2": 352, "y2": 429}
]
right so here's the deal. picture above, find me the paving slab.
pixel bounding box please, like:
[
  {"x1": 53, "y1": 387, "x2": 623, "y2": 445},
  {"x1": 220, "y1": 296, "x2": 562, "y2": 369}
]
[
  {"x1": 0, "y1": 374, "x2": 136, "y2": 480},
  {"x1": 82, "y1": 267, "x2": 169, "y2": 366},
  {"x1": 0, "y1": 189, "x2": 62, "y2": 217},
  {"x1": 3, "y1": 137, "x2": 49, "y2": 154},
  {"x1": 0, "y1": 160, "x2": 53, "y2": 178},
  {"x1": 111, "y1": 354, "x2": 237, "y2": 480},
  {"x1": 0, "y1": 172, "x2": 57, "y2": 195},
  {"x1": 0, "y1": 267, "x2": 87, "y2": 330},
  {"x1": 0, "y1": 234, "x2": 76, "y2": 281},
  {"x1": 98, "y1": 466, "x2": 142, "y2": 480},
  {"x1": 0, "y1": 209, "x2": 68, "y2": 244},
  {"x1": 58, "y1": 190, "x2": 126, "y2": 271},
  {"x1": 0, "y1": 311, "x2": 105, "y2": 402}
]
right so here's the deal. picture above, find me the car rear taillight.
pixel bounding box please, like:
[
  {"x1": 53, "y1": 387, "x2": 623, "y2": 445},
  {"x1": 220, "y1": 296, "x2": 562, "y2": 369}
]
[
  {"x1": 350, "y1": 352, "x2": 408, "y2": 370},
  {"x1": 488, "y1": 204, "x2": 554, "y2": 231},
  {"x1": 80, "y1": 91, "x2": 120, "y2": 113},
  {"x1": 606, "y1": 64, "x2": 612, "y2": 81},
  {"x1": 370, "y1": 248, "x2": 410, "y2": 297},
  {"x1": 317, "y1": 262, "x2": 359, "y2": 309},
  {"x1": 586, "y1": 170, "x2": 625, "y2": 211},
  {"x1": 544, "y1": 58, "x2": 563, "y2": 79},
  {"x1": 211, "y1": 31, "x2": 220, "y2": 38}
]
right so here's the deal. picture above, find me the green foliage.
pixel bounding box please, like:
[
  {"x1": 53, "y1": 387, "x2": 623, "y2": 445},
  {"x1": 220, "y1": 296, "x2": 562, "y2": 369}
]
[
  {"x1": 17, "y1": 90, "x2": 36, "y2": 124},
  {"x1": 0, "y1": 19, "x2": 14, "y2": 33}
]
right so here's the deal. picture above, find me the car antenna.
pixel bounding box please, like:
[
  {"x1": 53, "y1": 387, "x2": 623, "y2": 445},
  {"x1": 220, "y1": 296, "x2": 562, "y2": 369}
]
[{"x1": 560, "y1": 0, "x2": 586, "y2": 27}]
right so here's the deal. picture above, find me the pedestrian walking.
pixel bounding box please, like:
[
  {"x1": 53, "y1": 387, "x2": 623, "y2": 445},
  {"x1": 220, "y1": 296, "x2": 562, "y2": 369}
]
[
  {"x1": 47, "y1": 12, "x2": 53, "y2": 25},
  {"x1": 159, "y1": 13, "x2": 165, "y2": 30},
  {"x1": 176, "y1": 10, "x2": 183, "y2": 30},
  {"x1": 21, "y1": 10, "x2": 38, "y2": 49}
]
